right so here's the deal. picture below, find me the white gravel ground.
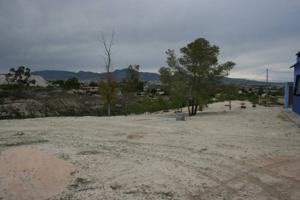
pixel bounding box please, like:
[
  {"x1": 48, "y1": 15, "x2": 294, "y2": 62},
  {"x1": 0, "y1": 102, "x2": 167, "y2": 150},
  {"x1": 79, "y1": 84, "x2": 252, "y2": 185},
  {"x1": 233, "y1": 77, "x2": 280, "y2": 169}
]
[{"x1": 0, "y1": 101, "x2": 299, "y2": 200}]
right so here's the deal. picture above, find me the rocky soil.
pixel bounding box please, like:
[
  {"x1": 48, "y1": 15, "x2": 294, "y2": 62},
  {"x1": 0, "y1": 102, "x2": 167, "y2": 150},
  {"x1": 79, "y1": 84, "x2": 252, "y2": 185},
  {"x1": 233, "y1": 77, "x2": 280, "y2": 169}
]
[{"x1": 0, "y1": 89, "x2": 103, "y2": 119}]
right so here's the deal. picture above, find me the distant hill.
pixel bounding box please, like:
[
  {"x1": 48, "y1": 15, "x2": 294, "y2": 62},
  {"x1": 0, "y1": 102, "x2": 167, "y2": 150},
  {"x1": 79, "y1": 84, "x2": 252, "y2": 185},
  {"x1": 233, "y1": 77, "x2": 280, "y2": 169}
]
[
  {"x1": 32, "y1": 70, "x2": 80, "y2": 81},
  {"x1": 32, "y1": 69, "x2": 160, "y2": 82},
  {"x1": 222, "y1": 77, "x2": 283, "y2": 86},
  {"x1": 32, "y1": 69, "x2": 283, "y2": 86}
]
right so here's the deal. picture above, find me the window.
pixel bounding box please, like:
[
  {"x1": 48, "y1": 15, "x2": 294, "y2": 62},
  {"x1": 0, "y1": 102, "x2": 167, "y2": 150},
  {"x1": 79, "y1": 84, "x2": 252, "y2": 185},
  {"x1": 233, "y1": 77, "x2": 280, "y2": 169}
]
[{"x1": 295, "y1": 75, "x2": 300, "y2": 96}]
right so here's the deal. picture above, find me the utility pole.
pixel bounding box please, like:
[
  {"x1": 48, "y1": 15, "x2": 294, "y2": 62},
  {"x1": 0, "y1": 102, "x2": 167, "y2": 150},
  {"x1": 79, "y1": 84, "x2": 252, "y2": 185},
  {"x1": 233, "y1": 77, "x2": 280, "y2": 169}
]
[{"x1": 266, "y1": 68, "x2": 269, "y2": 106}]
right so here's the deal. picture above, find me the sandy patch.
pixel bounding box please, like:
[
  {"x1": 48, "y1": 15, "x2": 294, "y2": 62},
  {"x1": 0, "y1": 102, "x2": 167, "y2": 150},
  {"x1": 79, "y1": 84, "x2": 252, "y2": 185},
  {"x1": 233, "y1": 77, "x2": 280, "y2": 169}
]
[
  {"x1": 0, "y1": 147, "x2": 75, "y2": 200},
  {"x1": 271, "y1": 160, "x2": 300, "y2": 181}
]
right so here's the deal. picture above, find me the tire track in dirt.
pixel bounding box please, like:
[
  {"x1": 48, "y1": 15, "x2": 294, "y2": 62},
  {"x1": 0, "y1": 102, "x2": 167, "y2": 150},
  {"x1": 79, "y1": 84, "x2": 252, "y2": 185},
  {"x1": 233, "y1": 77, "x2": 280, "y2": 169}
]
[
  {"x1": 73, "y1": 138, "x2": 300, "y2": 200},
  {"x1": 67, "y1": 139, "x2": 236, "y2": 198},
  {"x1": 46, "y1": 131, "x2": 300, "y2": 200},
  {"x1": 195, "y1": 158, "x2": 300, "y2": 200},
  {"x1": 100, "y1": 140, "x2": 250, "y2": 198}
]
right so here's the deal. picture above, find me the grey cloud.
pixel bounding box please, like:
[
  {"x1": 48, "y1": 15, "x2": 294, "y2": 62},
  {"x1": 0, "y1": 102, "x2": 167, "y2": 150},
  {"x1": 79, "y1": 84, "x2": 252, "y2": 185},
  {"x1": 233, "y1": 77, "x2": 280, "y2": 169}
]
[{"x1": 0, "y1": 0, "x2": 299, "y2": 81}]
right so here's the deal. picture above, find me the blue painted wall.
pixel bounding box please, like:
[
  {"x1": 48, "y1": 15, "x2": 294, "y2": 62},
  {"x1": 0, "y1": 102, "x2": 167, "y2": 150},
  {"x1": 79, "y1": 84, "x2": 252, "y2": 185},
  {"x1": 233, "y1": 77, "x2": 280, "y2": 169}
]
[{"x1": 292, "y1": 63, "x2": 300, "y2": 115}]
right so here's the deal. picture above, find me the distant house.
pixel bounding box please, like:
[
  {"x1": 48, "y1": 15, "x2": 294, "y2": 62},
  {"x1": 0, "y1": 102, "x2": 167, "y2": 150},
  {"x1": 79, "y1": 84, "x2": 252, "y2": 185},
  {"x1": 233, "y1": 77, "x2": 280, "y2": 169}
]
[
  {"x1": 288, "y1": 51, "x2": 300, "y2": 115},
  {"x1": 81, "y1": 86, "x2": 98, "y2": 95}
]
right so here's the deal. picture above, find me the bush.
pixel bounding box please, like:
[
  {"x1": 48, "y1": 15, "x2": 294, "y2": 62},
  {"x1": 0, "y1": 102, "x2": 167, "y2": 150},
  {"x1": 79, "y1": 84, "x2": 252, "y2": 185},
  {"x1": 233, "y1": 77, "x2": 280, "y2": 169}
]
[
  {"x1": 63, "y1": 77, "x2": 80, "y2": 90},
  {"x1": 0, "y1": 85, "x2": 28, "y2": 99},
  {"x1": 126, "y1": 97, "x2": 175, "y2": 114}
]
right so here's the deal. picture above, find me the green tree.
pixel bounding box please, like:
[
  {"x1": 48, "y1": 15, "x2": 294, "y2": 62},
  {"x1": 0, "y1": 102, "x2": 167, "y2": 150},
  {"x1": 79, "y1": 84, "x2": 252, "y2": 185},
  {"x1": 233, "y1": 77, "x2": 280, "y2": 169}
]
[
  {"x1": 222, "y1": 84, "x2": 239, "y2": 110},
  {"x1": 99, "y1": 77, "x2": 116, "y2": 115},
  {"x1": 5, "y1": 66, "x2": 36, "y2": 87},
  {"x1": 160, "y1": 38, "x2": 235, "y2": 116},
  {"x1": 64, "y1": 77, "x2": 80, "y2": 90},
  {"x1": 159, "y1": 67, "x2": 172, "y2": 94},
  {"x1": 51, "y1": 80, "x2": 65, "y2": 88},
  {"x1": 89, "y1": 81, "x2": 98, "y2": 87},
  {"x1": 120, "y1": 64, "x2": 140, "y2": 114},
  {"x1": 159, "y1": 49, "x2": 188, "y2": 111},
  {"x1": 124, "y1": 65, "x2": 140, "y2": 93}
]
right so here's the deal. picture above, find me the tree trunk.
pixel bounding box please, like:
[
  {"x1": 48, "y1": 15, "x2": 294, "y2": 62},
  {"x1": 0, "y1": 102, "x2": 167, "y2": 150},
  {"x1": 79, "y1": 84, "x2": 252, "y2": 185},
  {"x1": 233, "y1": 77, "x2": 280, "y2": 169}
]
[
  {"x1": 107, "y1": 103, "x2": 111, "y2": 116},
  {"x1": 191, "y1": 103, "x2": 194, "y2": 115},
  {"x1": 188, "y1": 97, "x2": 198, "y2": 116},
  {"x1": 188, "y1": 98, "x2": 193, "y2": 116},
  {"x1": 199, "y1": 105, "x2": 203, "y2": 111},
  {"x1": 194, "y1": 98, "x2": 198, "y2": 115},
  {"x1": 194, "y1": 104, "x2": 198, "y2": 115}
]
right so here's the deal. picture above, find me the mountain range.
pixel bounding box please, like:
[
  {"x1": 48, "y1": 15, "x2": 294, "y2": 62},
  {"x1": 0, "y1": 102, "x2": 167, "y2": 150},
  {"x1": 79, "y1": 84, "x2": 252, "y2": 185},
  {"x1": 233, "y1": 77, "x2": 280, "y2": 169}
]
[
  {"x1": 32, "y1": 69, "x2": 283, "y2": 86},
  {"x1": 32, "y1": 69, "x2": 159, "y2": 82}
]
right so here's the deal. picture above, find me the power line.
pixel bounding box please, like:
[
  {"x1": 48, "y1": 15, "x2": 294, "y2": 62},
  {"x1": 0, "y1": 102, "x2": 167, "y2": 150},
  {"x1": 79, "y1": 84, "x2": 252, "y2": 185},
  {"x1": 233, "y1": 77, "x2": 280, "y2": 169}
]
[{"x1": 268, "y1": 69, "x2": 293, "y2": 74}]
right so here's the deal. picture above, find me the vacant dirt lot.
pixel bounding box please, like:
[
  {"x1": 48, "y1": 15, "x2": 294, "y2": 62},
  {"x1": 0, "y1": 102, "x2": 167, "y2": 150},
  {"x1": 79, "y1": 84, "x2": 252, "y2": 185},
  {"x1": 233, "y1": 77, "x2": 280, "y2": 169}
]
[{"x1": 0, "y1": 101, "x2": 299, "y2": 200}]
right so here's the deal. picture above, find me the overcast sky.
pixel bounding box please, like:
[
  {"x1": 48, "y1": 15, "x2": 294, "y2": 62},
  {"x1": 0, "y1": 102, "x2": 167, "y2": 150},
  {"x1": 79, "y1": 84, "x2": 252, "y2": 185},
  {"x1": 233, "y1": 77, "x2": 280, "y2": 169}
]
[{"x1": 0, "y1": 0, "x2": 299, "y2": 81}]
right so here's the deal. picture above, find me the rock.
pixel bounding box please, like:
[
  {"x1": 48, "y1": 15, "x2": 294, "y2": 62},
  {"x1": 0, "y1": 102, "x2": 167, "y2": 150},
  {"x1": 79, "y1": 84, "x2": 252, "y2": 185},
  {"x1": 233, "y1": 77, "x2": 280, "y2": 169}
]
[
  {"x1": 14, "y1": 131, "x2": 25, "y2": 136},
  {"x1": 110, "y1": 183, "x2": 122, "y2": 190}
]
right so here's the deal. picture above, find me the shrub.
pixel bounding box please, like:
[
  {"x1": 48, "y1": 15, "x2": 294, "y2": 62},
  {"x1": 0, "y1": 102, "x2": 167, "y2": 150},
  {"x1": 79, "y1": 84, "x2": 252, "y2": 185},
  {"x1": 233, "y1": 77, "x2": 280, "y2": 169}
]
[
  {"x1": 63, "y1": 77, "x2": 80, "y2": 90},
  {"x1": 127, "y1": 97, "x2": 175, "y2": 114}
]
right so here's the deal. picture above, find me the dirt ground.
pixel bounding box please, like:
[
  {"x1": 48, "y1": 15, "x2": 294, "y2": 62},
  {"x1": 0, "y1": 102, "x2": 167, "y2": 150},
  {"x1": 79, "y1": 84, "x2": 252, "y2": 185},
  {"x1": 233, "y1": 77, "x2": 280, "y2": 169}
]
[
  {"x1": 0, "y1": 147, "x2": 75, "y2": 200},
  {"x1": 0, "y1": 101, "x2": 299, "y2": 200}
]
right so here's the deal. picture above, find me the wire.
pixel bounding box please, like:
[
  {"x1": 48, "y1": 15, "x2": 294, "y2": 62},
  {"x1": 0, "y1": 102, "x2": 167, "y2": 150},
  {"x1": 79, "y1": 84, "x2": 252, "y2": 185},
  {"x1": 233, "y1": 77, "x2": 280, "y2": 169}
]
[{"x1": 268, "y1": 69, "x2": 293, "y2": 74}]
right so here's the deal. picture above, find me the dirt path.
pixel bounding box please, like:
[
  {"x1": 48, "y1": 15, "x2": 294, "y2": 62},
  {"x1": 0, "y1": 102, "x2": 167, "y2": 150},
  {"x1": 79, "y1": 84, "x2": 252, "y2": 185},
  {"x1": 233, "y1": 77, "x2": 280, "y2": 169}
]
[{"x1": 0, "y1": 101, "x2": 299, "y2": 199}]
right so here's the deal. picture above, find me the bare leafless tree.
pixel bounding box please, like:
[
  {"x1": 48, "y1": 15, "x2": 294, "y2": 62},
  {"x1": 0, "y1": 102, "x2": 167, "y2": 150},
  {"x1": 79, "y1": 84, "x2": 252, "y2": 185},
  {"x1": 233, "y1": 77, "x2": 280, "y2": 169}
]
[
  {"x1": 100, "y1": 31, "x2": 115, "y2": 74},
  {"x1": 99, "y1": 31, "x2": 116, "y2": 116}
]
